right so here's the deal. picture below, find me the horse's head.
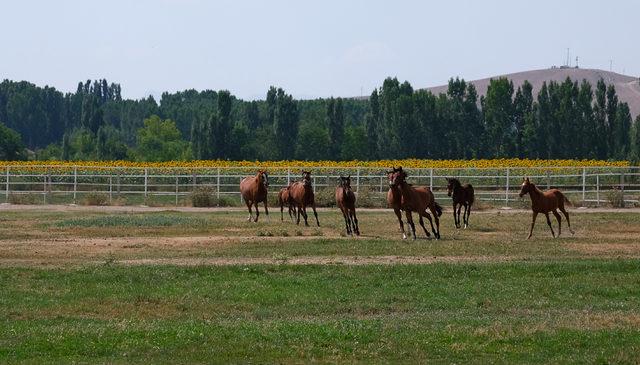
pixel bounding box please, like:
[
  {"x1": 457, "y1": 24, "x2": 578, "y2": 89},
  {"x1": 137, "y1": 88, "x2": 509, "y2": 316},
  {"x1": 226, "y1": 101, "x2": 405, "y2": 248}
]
[
  {"x1": 339, "y1": 175, "x2": 351, "y2": 190},
  {"x1": 519, "y1": 177, "x2": 531, "y2": 197},
  {"x1": 301, "y1": 170, "x2": 312, "y2": 187},
  {"x1": 446, "y1": 178, "x2": 460, "y2": 197},
  {"x1": 389, "y1": 167, "x2": 406, "y2": 187},
  {"x1": 258, "y1": 170, "x2": 269, "y2": 188}
]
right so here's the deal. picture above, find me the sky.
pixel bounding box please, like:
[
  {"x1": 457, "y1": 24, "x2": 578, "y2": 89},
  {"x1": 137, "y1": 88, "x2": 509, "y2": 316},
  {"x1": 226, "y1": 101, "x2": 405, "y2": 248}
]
[{"x1": 1, "y1": 0, "x2": 638, "y2": 100}]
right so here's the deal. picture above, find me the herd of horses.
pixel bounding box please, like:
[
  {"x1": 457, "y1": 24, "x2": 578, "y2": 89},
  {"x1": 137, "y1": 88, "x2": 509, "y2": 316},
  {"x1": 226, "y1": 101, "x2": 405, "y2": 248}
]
[{"x1": 239, "y1": 167, "x2": 574, "y2": 239}]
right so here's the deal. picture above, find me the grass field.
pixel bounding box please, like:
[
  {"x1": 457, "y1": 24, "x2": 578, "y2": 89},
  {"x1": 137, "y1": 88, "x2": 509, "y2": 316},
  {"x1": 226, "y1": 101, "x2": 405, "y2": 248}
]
[{"x1": 1, "y1": 207, "x2": 639, "y2": 363}]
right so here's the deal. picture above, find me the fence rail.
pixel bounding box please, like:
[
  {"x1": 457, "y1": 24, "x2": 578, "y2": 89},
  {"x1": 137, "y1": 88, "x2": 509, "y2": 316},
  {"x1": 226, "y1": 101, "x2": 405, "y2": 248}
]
[{"x1": 1, "y1": 165, "x2": 639, "y2": 207}]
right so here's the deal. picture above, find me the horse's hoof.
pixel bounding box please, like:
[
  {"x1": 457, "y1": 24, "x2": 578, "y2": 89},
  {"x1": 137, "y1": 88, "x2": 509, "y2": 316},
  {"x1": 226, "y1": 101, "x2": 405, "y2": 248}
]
[{"x1": 402, "y1": 234, "x2": 407, "y2": 240}]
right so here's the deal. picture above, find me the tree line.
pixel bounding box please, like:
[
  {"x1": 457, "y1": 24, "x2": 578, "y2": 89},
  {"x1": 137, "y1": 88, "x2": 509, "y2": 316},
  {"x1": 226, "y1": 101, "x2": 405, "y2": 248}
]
[{"x1": 0, "y1": 76, "x2": 639, "y2": 162}]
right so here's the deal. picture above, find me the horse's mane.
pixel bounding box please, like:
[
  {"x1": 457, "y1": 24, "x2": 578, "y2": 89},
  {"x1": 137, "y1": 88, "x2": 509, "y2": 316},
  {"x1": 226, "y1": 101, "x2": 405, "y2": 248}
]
[
  {"x1": 529, "y1": 182, "x2": 543, "y2": 195},
  {"x1": 449, "y1": 178, "x2": 461, "y2": 187}
]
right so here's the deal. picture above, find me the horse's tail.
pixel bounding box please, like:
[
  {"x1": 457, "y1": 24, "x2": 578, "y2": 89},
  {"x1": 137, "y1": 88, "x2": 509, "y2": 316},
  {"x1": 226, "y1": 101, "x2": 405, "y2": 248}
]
[
  {"x1": 434, "y1": 201, "x2": 443, "y2": 217},
  {"x1": 563, "y1": 193, "x2": 572, "y2": 207}
]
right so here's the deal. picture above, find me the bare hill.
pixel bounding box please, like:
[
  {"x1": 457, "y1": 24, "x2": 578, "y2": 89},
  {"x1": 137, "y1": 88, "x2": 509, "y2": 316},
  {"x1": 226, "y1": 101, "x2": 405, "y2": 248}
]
[{"x1": 425, "y1": 68, "x2": 640, "y2": 118}]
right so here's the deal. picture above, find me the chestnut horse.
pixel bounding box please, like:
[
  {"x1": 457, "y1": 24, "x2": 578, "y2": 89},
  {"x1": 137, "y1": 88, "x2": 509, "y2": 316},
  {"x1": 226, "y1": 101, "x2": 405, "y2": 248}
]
[
  {"x1": 239, "y1": 170, "x2": 269, "y2": 222},
  {"x1": 387, "y1": 168, "x2": 406, "y2": 238},
  {"x1": 289, "y1": 170, "x2": 320, "y2": 226},
  {"x1": 390, "y1": 167, "x2": 442, "y2": 240},
  {"x1": 518, "y1": 177, "x2": 574, "y2": 239},
  {"x1": 446, "y1": 178, "x2": 475, "y2": 229},
  {"x1": 277, "y1": 184, "x2": 296, "y2": 221},
  {"x1": 336, "y1": 175, "x2": 359, "y2": 236}
]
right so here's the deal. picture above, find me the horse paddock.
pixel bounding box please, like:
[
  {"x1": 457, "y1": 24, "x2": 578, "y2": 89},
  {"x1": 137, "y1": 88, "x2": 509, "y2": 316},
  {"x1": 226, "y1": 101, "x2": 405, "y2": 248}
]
[{"x1": 1, "y1": 206, "x2": 639, "y2": 363}]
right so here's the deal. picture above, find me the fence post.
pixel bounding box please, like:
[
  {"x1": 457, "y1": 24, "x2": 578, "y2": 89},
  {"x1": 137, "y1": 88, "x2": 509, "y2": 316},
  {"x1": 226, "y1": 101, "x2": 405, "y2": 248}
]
[
  {"x1": 429, "y1": 168, "x2": 433, "y2": 191},
  {"x1": 216, "y1": 168, "x2": 221, "y2": 200},
  {"x1": 5, "y1": 166, "x2": 9, "y2": 203},
  {"x1": 73, "y1": 166, "x2": 77, "y2": 204},
  {"x1": 379, "y1": 175, "x2": 383, "y2": 193},
  {"x1": 313, "y1": 176, "x2": 316, "y2": 193},
  {"x1": 581, "y1": 167, "x2": 586, "y2": 203},
  {"x1": 505, "y1": 168, "x2": 510, "y2": 205},
  {"x1": 546, "y1": 170, "x2": 551, "y2": 190},
  {"x1": 144, "y1": 168, "x2": 148, "y2": 198},
  {"x1": 356, "y1": 168, "x2": 360, "y2": 193},
  {"x1": 109, "y1": 175, "x2": 113, "y2": 204},
  {"x1": 287, "y1": 168, "x2": 291, "y2": 185},
  {"x1": 43, "y1": 169, "x2": 48, "y2": 204},
  {"x1": 596, "y1": 174, "x2": 600, "y2": 207},
  {"x1": 621, "y1": 171, "x2": 625, "y2": 206},
  {"x1": 175, "y1": 175, "x2": 179, "y2": 207}
]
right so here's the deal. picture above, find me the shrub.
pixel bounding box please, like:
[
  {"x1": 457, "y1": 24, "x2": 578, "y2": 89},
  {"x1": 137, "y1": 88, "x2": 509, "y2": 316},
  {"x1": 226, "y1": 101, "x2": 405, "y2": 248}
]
[
  {"x1": 8, "y1": 193, "x2": 41, "y2": 205},
  {"x1": 190, "y1": 187, "x2": 216, "y2": 207},
  {"x1": 356, "y1": 188, "x2": 386, "y2": 208},
  {"x1": 607, "y1": 188, "x2": 625, "y2": 208},
  {"x1": 313, "y1": 187, "x2": 336, "y2": 208},
  {"x1": 82, "y1": 192, "x2": 109, "y2": 206}
]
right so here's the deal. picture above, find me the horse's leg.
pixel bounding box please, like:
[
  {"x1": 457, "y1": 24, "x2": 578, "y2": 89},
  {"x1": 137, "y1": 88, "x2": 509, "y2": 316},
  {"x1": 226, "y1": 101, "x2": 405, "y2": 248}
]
[
  {"x1": 452, "y1": 202, "x2": 458, "y2": 228},
  {"x1": 464, "y1": 203, "x2": 471, "y2": 229},
  {"x1": 430, "y1": 205, "x2": 441, "y2": 239},
  {"x1": 289, "y1": 204, "x2": 295, "y2": 222},
  {"x1": 394, "y1": 208, "x2": 407, "y2": 240},
  {"x1": 246, "y1": 201, "x2": 253, "y2": 222},
  {"x1": 296, "y1": 204, "x2": 302, "y2": 225},
  {"x1": 559, "y1": 205, "x2": 574, "y2": 235},
  {"x1": 302, "y1": 205, "x2": 310, "y2": 227},
  {"x1": 423, "y1": 211, "x2": 436, "y2": 238},
  {"x1": 418, "y1": 213, "x2": 431, "y2": 238},
  {"x1": 263, "y1": 199, "x2": 269, "y2": 222},
  {"x1": 253, "y1": 201, "x2": 260, "y2": 222},
  {"x1": 351, "y1": 208, "x2": 360, "y2": 236},
  {"x1": 312, "y1": 203, "x2": 320, "y2": 227},
  {"x1": 404, "y1": 210, "x2": 416, "y2": 240},
  {"x1": 545, "y1": 212, "x2": 555, "y2": 238},
  {"x1": 280, "y1": 200, "x2": 284, "y2": 221},
  {"x1": 527, "y1": 212, "x2": 538, "y2": 239},
  {"x1": 552, "y1": 210, "x2": 562, "y2": 237},
  {"x1": 456, "y1": 204, "x2": 463, "y2": 229},
  {"x1": 341, "y1": 207, "x2": 351, "y2": 235}
]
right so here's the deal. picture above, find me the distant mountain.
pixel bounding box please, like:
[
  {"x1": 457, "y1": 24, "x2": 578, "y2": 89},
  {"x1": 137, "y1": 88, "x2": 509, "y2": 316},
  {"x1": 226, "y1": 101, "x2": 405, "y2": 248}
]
[{"x1": 424, "y1": 68, "x2": 640, "y2": 118}]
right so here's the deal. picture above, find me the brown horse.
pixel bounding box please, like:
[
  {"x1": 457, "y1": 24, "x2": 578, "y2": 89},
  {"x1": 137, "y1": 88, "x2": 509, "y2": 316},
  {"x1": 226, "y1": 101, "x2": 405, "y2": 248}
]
[
  {"x1": 390, "y1": 167, "x2": 442, "y2": 240},
  {"x1": 387, "y1": 167, "x2": 407, "y2": 239},
  {"x1": 289, "y1": 170, "x2": 320, "y2": 226},
  {"x1": 277, "y1": 184, "x2": 296, "y2": 221},
  {"x1": 239, "y1": 170, "x2": 269, "y2": 222},
  {"x1": 518, "y1": 177, "x2": 574, "y2": 239},
  {"x1": 336, "y1": 175, "x2": 359, "y2": 236},
  {"x1": 446, "y1": 178, "x2": 475, "y2": 229}
]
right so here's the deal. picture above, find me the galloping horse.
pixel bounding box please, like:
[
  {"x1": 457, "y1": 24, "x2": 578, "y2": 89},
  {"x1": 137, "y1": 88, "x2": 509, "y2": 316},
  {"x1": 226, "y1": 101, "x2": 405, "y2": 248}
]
[
  {"x1": 390, "y1": 167, "x2": 442, "y2": 240},
  {"x1": 387, "y1": 167, "x2": 406, "y2": 238},
  {"x1": 277, "y1": 184, "x2": 296, "y2": 221},
  {"x1": 518, "y1": 177, "x2": 574, "y2": 239},
  {"x1": 335, "y1": 175, "x2": 359, "y2": 236},
  {"x1": 239, "y1": 170, "x2": 269, "y2": 222},
  {"x1": 289, "y1": 170, "x2": 320, "y2": 226},
  {"x1": 446, "y1": 178, "x2": 475, "y2": 229}
]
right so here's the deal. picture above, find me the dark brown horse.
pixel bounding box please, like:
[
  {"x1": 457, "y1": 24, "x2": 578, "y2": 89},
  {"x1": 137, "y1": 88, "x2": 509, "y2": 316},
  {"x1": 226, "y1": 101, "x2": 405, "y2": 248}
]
[
  {"x1": 277, "y1": 184, "x2": 296, "y2": 221},
  {"x1": 518, "y1": 177, "x2": 574, "y2": 239},
  {"x1": 289, "y1": 170, "x2": 320, "y2": 226},
  {"x1": 446, "y1": 178, "x2": 475, "y2": 229},
  {"x1": 387, "y1": 167, "x2": 406, "y2": 239},
  {"x1": 336, "y1": 175, "x2": 359, "y2": 236},
  {"x1": 390, "y1": 167, "x2": 442, "y2": 240},
  {"x1": 239, "y1": 170, "x2": 269, "y2": 222}
]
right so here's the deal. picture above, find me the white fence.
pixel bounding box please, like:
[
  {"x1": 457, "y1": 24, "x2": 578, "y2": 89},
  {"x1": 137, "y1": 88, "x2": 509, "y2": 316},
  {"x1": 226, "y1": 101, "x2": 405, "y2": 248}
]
[{"x1": 2, "y1": 165, "x2": 639, "y2": 207}]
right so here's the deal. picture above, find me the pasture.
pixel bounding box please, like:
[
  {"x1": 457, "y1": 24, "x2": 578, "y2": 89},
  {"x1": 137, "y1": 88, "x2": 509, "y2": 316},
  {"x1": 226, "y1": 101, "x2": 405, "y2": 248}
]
[{"x1": 1, "y1": 207, "x2": 640, "y2": 363}]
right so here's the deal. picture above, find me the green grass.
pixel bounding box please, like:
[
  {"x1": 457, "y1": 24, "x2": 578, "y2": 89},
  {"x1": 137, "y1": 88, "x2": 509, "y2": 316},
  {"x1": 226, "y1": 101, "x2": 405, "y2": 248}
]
[
  {"x1": 55, "y1": 213, "x2": 212, "y2": 228},
  {"x1": 1, "y1": 261, "x2": 640, "y2": 363}
]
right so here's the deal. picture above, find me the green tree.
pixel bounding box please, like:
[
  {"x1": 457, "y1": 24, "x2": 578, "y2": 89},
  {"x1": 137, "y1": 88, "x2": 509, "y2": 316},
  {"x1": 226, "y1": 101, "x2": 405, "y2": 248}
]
[
  {"x1": 593, "y1": 79, "x2": 608, "y2": 158},
  {"x1": 326, "y1": 97, "x2": 345, "y2": 158},
  {"x1": 0, "y1": 122, "x2": 26, "y2": 160},
  {"x1": 136, "y1": 115, "x2": 191, "y2": 162},
  {"x1": 96, "y1": 125, "x2": 129, "y2": 160},
  {"x1": 630, "y1": 115, "x2": 640, "y2": 163},
  {"x1": 295, "y1": 123, "x2": 330, "y2": 161},
  {"x1": 341, "y1": 125, "x2": 368, "y2": 160},
  {"x1": 272, "y1": 88, "x2": 299, "y2": 159},
  {"x1": 483, "y1": 78, "x2": 515, "y2": 157}
]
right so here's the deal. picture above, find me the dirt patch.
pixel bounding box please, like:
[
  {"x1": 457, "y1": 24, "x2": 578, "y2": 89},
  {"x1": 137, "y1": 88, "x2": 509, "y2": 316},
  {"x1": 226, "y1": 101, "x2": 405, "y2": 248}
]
[{"x1": 565, "y1": 242, "x2": 640, "y2": 256}]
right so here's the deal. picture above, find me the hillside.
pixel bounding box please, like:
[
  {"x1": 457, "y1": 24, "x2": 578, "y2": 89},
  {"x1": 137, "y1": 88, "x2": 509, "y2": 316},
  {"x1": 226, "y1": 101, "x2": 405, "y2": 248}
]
[{"x1": 425, "y1": 68, "x2": 640, "y2": 118}]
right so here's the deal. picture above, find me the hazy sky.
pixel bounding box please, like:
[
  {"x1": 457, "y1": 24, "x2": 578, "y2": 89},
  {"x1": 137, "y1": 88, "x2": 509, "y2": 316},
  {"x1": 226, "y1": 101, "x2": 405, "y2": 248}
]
[{"x1": 1, "y1": 0, "x2": 637, "y2": 100}]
